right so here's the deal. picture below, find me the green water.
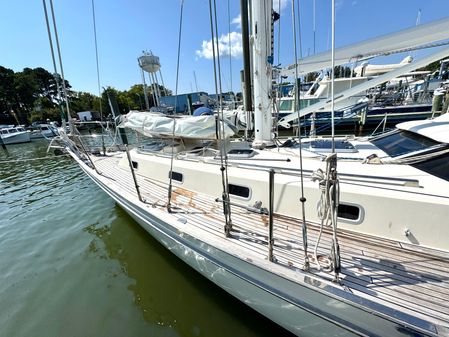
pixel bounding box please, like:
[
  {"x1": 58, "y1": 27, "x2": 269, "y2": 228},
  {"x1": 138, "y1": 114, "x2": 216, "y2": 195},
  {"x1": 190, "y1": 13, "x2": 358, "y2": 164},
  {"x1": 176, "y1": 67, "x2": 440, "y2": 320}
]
[{"x1": 0, "y1": 140, "x2": 293, "y2": 337}]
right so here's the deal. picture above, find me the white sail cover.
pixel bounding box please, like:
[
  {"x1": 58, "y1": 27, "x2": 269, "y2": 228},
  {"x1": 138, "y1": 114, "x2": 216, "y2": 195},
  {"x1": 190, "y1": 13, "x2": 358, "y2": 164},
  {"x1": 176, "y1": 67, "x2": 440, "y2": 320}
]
[{"x1": 119, "y1": 111, "x2": 237, "y2": 139}]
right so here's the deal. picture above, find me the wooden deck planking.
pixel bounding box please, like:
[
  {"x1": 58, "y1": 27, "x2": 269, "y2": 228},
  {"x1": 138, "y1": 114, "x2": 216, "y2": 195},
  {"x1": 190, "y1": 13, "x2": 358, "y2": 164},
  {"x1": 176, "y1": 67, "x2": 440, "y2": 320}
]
[{"x1": 91, "y1": 154, "x2": 449, "y2": 327}]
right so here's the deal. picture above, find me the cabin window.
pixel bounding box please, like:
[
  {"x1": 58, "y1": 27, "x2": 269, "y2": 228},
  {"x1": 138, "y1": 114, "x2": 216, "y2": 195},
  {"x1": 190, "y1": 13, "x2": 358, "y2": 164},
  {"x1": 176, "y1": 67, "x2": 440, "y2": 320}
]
[
  {"x1": 169, "y1": 171, "x2": 183, "y2": 183},
  {"x1": 279, "y1": 99, "x2": 293, "y2": 112},
  {"x1": 41, "y1": 126, "x2": 48, "y2": 130},
  {"x1": 337, "y1": 203, "x2": 361, "y2": 221},
  {"x1": 132, "y1": 161, "x2": 138, "y2": 169},
  {"x1": 227, "y1": 148, "x2": 256, "y2": 159},
  {"x1": 412, "y1": 152, "x2": 449, "y2": 182},
  {"x1": 371, "y1": 130, "x2": 440, "y2": 157},
  {"x1": 228, "y1": 183, "x2": 250, "y2": 199},
  {"x1": 308, "y1": 139, "x2": 357, "y2": 153}
]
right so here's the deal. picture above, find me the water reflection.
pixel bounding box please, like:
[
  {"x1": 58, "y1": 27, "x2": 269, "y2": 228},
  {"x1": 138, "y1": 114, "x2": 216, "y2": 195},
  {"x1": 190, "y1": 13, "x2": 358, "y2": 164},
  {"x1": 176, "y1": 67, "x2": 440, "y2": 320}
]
[
  {"x1": 85, "y1": 205, "x2": 294, "y2": 337},
  {"x1": 0, "y1": 139, "x2": 293, "y2": 337}
]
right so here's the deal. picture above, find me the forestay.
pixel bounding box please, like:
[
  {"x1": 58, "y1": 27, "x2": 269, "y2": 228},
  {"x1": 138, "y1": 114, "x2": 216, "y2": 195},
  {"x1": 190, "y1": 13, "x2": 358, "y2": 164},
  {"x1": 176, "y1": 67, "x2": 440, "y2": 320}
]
[{"x1": 119, "y1": 111, "x2": 237, "y2": 139}]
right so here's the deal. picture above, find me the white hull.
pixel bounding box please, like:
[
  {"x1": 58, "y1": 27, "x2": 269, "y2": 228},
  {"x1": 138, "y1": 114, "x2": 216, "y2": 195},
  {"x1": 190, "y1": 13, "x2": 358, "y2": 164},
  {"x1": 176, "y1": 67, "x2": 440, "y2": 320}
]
[
  {"x1": 72, "y1": 152, "x2": 442, "y2": 337},
  {"x1": 29, "y1": 130, "x2": 57, "y2": 140},
  {"x1": 1, "y1": 131, "x2": 30, "y2": 144}
]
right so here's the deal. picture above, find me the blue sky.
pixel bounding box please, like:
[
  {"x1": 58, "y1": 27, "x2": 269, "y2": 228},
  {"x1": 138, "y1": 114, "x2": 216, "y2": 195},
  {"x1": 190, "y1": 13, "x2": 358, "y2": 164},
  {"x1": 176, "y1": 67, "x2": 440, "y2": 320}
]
[{"x1": 1, "y1": 0, "x2": 448, "y2": 96}]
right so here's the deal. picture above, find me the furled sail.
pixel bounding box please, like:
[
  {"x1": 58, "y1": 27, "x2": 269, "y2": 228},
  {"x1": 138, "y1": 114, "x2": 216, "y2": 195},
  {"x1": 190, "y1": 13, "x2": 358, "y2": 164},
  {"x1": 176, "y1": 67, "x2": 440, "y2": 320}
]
[{"x1": 119, "y1": 111, "x2": 237, "y2": 139}]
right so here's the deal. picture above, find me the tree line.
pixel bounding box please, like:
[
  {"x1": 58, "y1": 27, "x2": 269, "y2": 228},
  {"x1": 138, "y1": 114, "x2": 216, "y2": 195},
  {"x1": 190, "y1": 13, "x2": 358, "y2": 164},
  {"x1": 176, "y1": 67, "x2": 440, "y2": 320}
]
[{"x1": 0, "y1": 66, "x2": 171, "y2": 125}]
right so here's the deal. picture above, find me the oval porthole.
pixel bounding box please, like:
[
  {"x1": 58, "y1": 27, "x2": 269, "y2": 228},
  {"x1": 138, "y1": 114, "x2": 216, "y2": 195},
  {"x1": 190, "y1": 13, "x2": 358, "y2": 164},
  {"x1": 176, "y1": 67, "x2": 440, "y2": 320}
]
[
  {"x1": 228, "y1": 183, "x2": 251, "y2": 199},
  {"x1": 169, "y1": 171, "x2": 183, "y2": 183}
]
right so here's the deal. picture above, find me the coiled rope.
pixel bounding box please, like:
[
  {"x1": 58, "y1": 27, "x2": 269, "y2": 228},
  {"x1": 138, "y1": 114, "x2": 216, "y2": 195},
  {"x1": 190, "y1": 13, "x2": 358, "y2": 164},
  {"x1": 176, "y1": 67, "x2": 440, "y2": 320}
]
[{"x1": 311, "y1": 161, "x2": 340, "y2": 273}]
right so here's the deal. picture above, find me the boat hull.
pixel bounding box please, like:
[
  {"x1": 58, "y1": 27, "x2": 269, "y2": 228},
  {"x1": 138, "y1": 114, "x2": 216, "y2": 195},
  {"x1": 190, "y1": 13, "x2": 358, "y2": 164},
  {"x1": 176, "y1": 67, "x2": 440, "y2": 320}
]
[
  {"x1": 73, "y1": 153, "x2": 438, "y2": 337},
  {"x1": 1, "y1": 132, "x2": 31, "y2": 144},
  {"x1": 29, "y1": 131, "x2": 57, "y2": 140}
]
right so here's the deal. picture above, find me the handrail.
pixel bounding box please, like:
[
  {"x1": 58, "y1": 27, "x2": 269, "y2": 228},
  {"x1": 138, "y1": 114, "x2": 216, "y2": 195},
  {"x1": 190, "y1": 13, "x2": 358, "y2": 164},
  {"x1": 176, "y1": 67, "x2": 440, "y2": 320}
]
[{"x1": 137, "y1": 147, "x2": 422, "y2": 187}]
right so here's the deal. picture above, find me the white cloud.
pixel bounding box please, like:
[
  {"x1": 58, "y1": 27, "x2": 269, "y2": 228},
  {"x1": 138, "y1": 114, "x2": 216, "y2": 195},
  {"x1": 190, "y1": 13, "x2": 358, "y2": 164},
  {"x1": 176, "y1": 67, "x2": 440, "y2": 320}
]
[
  {"x1": 336, "y1": 0, "x2": 344, "y2": 10},
  {"x1": 273, "y1": 0, "x2": 289, "y2": 12},
  {"x1": 196, "y1": 32, "x2": 243, "y2": 59},
  {"x1": 231, "y1": 1, "x2": 288, "y2": 30},
  {"x1": 231, "y1": 14, "x2": 241, "y2": 28}
]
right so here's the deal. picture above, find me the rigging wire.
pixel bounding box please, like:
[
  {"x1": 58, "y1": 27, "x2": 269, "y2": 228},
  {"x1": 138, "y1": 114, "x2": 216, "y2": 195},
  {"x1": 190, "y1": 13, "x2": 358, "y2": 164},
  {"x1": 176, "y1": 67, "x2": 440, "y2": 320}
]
[
  {"x1": 277, "y1": 0, "x2": 281, "y2": 66},
  {"x1": 274, "y1": 0, "x2": 282, "y2": 141},
  {"x1": 48, "y1": 0, "x2": 72, "y2": 125},
  {"x1": 167, "y1": 0, "x2": 185, "y2": 212},
  {"x1": 330, "y1": 0, "x2": 341, "y2": 282},
  {"x1": 227, "y1": 0, "x2": 233, "y2": 97},
  {"x1": 296, "y1": 0, "x2": 303, "y2": 59},
  {"x1": 331, "y1": 0, "x2": 336, "y2": 152},
  {"x1": 209, "y1": 0, "x2": 233, "y2": 235},
  {"x1": 291, "y1": 0, "x2": 309, "y2": 270},
  {"x1": 313, "y1": 0, "x2": 316, "y2": 54},
  {"x1": 91, "y1": 0, "x2": 105, "y2": 155},
  {"x1": 91, "y1": 0, "x2": 102, "y2": 120},
  {"x1": 41, "y1": 0, "x2": 65, "y2": 123}
]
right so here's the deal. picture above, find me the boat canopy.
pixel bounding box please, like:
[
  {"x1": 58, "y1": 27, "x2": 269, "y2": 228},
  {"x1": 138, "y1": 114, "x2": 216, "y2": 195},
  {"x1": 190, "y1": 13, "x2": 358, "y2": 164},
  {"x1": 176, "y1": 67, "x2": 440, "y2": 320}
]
[
  {"x1": 119, "y1": 111, "x2": 237, "y2": 140},
  {"x1": 396, "y1": 113, "x2": 449, "y2": 144}
]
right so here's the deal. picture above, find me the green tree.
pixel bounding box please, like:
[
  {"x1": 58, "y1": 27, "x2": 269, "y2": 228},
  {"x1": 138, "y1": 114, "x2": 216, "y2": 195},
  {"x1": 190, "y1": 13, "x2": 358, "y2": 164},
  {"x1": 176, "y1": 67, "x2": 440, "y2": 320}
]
[
  {"x1": 0, "y1": 66, "x2": 16, "y2": 124},
  {"x1": 71, "y1": 91, "x2": 98, "y2": 112},
  {"x1": 419, "y1": 58, "x2": 447, "y2": 74}
]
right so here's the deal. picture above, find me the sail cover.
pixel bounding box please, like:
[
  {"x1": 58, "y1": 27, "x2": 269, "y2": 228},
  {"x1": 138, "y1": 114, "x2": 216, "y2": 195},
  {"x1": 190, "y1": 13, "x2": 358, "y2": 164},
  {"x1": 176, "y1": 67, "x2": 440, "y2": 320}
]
[{"x1": 119, "y1": 111, "x2": 237, "y2": 139}]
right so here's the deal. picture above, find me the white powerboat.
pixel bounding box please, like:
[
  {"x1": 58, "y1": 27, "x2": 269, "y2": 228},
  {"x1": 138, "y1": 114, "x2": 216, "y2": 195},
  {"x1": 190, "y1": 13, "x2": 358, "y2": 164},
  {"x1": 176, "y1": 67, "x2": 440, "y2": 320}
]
[
  {"x1": 28, "y1": 124, "x2": 59, "y2": 140},
  {"x1": 0, "y1": 126, "x2": 31, "y2": 144}
]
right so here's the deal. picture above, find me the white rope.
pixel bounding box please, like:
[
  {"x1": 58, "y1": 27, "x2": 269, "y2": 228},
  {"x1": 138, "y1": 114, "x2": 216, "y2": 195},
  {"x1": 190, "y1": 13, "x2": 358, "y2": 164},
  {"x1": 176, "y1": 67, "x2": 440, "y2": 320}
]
[{"x1": 311, "y1": 165, "x2": 340, "y2": 272}]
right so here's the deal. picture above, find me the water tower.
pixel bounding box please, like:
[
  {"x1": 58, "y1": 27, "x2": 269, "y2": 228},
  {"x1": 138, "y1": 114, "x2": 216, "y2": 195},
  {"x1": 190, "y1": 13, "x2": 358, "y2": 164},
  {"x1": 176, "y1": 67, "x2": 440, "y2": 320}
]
[{"x1": 138, "y1": 51, "x2": 165, "y2": 110}]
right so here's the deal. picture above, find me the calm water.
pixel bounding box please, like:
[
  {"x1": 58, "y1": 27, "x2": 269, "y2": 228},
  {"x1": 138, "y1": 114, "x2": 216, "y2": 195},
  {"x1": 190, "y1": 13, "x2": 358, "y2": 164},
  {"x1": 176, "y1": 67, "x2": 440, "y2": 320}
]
[{"x1": 0, "y1": 140, "x2": 293, "y2": 337}]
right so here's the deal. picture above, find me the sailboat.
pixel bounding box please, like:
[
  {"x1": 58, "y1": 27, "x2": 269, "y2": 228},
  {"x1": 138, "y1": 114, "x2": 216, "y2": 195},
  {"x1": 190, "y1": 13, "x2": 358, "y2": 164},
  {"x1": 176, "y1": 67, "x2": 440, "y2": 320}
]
[{"x1": 55, "y1": 1, "x2": 449, "y2": 336}]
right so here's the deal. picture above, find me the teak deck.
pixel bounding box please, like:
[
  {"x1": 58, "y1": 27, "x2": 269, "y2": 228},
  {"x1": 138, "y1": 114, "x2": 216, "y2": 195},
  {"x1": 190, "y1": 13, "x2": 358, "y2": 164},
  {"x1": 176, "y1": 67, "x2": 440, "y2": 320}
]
[{"x1": 91, "y1": 153, "x2": 449, "y2": 331}]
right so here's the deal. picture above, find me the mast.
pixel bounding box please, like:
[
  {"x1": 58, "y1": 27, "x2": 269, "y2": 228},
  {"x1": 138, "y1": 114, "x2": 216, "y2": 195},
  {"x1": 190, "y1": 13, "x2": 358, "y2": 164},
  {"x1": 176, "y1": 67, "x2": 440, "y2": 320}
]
[
  {"x1": 240, "y1": 0, "x2": 252, "y2": 113},
  {"x1": 251, "y1": 0, "x2": 274, "y2": 148}
]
